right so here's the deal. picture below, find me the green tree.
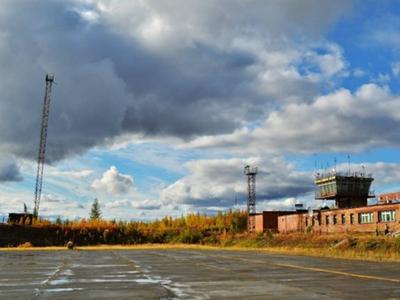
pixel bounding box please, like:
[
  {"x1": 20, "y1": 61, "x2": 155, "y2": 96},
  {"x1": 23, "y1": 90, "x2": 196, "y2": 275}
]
[
  {"x1": 90, "y1": 198, "x2": 102, "y2": 221},
  {"x1": 55, "y1": 216, "x2": 62, "y2": 225}
]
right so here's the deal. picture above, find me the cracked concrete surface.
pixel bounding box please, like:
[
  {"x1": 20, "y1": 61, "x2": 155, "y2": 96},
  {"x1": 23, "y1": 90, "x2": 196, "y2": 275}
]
[{"x1": 0, "y1": 249, "x2": 399, "y2": 299}]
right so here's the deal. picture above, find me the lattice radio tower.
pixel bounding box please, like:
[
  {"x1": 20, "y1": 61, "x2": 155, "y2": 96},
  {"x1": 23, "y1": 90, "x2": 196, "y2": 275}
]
[
  {"x1": 33, "y1": 74, "x2": 54, "y2": 218},
  {"x1": 244, "y1": 165, "x2": 257, "y2": 231}
]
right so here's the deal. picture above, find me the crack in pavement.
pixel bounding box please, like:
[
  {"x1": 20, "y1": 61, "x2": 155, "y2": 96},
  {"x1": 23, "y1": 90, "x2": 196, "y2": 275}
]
[
  {"x1": 31, "y1": 251, "x2": 80, "y2": 299},
  {"x1": 110, "y1": 251, "x2": 181, "y2": 299}
]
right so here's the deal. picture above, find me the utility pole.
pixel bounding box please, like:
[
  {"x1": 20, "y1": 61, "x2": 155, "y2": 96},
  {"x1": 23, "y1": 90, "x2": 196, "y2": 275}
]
[{"x1": 33, "y1": 74, "x2": 54, "y2": 218}]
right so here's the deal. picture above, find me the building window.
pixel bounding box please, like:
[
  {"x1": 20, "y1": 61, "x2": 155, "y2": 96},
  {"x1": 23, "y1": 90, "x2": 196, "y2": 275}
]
[
  {"x1": 350, "y1": 213, "x2": 354, "y2": 224},
  {"x1": 379, "y1": 210, "x2": 396, "y2": 222},
  {"x1": 305, "y1": 217, "x2": 308, "y2": 226},
  {"x1": 325, "y1": 215, "x2": 329, "y2": 225},
  {"x1": 359, "y1": 212, "x2": 374, "y2": 224},
  {"x1": 341, "y1": 214, "x2": 346, "y2": 224},
  {"x1": 333, "y1": 215, "x2": 337, "y2": 225}
]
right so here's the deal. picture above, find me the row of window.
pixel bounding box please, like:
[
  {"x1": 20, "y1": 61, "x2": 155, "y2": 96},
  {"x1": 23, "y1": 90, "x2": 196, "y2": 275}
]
[
  {"x1": 319, "y1": 183, "x2": 369, "y2": 193},
  {"x1": 306, "y1": 210, "x2": 396, "y2": 226},
  {"x1": 318, "y1": 185, "x2": 371, "y2": 197}
]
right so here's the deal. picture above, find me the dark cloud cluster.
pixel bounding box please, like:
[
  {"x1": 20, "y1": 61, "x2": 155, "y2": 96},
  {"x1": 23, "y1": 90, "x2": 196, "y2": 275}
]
[
  {"x1": 0, "y1": 157, "x2": 22, "y2": 182},
  {"x1": 0, "y1": 0, "x2": 353, "y2": 162}
]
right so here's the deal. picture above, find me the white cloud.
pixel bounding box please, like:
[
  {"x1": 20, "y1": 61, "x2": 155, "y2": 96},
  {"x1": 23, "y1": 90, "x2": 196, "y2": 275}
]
[
  {"x1": 89, "y1": 0, "x2": 353, "y2": 48},
  {"x1": 103, "y1": 198, "x2": 160, "y2": 210},
  {"x1": 373, "y1": 73, "x2": 391, "y2": 84},
  {"x1": 184, "y1": 84, "x2": 400, "y2": 155},
  {"x1": 346, "y1": 162, "x2": 400, "y2": 187},
  {"x1": 161, "y1": 157, "x2": 313, "y2": 210},
  {"x1": 257, "y1": 197, "x2": 312, "y2": 211},
  {"x1": 353, "y1": 68, "x2": 366, "y2": 78},
  {"x1": 392, "y1": 62, "x2": 400, "y2": 77},
  {"x1": 0, "y1": 190, "x2": 87, "y2": 220},
  {"x1": 251, "y1": 41, "x2": 347, "y2": 104},
  {"x1": 39, "y1": 194, "x2": 86, "y2": 218},
  {"x1": 49, "y1": 169, "x2": 94, "y2": 179},
  {"x1": 104, "y1": 199, "x2": 132, "y2": 209},
  {"x1": 91, "y1": 166, "x2": 134, "y2": 194},
  {"x1": 79, "y1": 10, "x2": 100, "y2": 24}
]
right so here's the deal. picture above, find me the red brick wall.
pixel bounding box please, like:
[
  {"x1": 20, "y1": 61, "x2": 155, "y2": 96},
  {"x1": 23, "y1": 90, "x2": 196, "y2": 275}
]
[
  {"x1": 252, "y1": 211, "x2": 295, "y2": 233},
  {"x1": 278, "y1": 203, "x2": 400, "y2": 234},
  {"x1": 278, "y1": 213, "x2": 306, "y2": 233},
  {"x1": 254, "y1": 214, "x2": 264, "y2": 233}
]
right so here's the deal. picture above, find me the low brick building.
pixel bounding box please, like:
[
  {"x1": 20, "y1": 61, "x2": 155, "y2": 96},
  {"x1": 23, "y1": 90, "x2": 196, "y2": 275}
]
[
  {"x1": 249, "y1": 170, "x2": 400, "y2": 234},
  {"x1": 278, "y1": 202, "x2": 400, "y2": 234},
  {"x1": 251, "y1": 211, "x2": 295, "y2": 233},
  {"x1": 277, "y1": 212, "x2": 306, "y2": 233}
]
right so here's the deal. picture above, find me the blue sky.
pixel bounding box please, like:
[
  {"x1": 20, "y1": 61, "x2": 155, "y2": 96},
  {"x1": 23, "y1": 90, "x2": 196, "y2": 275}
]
[
  {"x1": 329, "y1": 1, "x2": 400, "y2": 93},
  {"x1": 1, "y1": 0, "x2": 400, "y2": 220}
]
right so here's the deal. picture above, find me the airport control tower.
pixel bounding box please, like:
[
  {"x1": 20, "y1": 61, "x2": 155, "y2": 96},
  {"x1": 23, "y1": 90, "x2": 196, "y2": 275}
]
[{"x1": 315, "y1": 171, "x2": 374, "y2": 208}]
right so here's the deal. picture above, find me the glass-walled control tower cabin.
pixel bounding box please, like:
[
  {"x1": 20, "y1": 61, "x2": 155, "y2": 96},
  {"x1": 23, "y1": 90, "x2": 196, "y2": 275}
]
[{"x1": 315, "y1": 172, "x2": 374, "y2": 208}]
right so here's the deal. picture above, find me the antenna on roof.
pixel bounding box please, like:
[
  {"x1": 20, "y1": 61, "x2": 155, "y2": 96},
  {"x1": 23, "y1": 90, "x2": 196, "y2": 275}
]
[
  {"x1": 333, "y1": 157, "x2": 337, "y2": 173},
  {"x1": 313, "y1": 153, "x2": 317, "y2": 175},
  {"x1": 347, "y1": 154, "x2": 351, "y2": 175}
]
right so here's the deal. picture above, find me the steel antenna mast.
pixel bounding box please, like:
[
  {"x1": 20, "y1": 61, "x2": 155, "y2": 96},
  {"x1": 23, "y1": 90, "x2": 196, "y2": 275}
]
[
  {"x1": 33, "y1": 74, "x2": 54, "y2": 218},
  {"x1": 244, "y1": 165, "x2": 257, "y2": 232}
]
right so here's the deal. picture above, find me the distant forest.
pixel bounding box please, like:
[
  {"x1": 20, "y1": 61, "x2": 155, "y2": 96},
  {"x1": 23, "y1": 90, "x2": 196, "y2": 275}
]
[{"x1": 0, "y1": 210, "x2": 247, "y2": 247}]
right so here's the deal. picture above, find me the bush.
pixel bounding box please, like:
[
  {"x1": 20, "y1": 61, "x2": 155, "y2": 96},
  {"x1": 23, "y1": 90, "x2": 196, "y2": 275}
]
[
  {"x1": 361, "y1": 240, "x2": 379, "y2": 251},
  {"x1": 395, "y1": 237, "x2": 400, "y2": 253},
  {"x1": 178, "y1": 229, "x2": 202, "y2": 244},
  {"x1": 202, "y1": 231, "x2": 219, "y2": 245},
  {"x1": 18, "y1": 242, "x2": 33, "y2": 248}
]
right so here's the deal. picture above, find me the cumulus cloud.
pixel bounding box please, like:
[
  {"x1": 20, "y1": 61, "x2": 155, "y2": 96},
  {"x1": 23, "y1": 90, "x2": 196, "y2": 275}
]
[
  {"x1": 91, "y1": 166, "x2": 134, "y2": 194},
  {"x1": 161, "y1": 157, "x2": 313, "y2": 209},
  {"x1": 257, "y1": 197, "x2": 310, "y2": 211},
  {"x1": 104, "y1": 199, "x2": 132, "y2": 209},
  {"x1": 93, "y1": 0, "x2": 353, "y2": 45},
  {"x1": 185, "y1": 84, "x2": 400, "y2": 154},
  {"x1": 353, "y1": 68, "x2": 367, "y2": 78},
  {"x1": 341, "y1": 162, "x2": 400, "y2": 187},
  {"x1": 0, "y1": 191, "x2": 86, "y2": 218},
  {"x1": 392, "y1": 62, "x2": 400, "y2": 77},
  {"x1": 104, "y1": 198, "x2": 160, "y2": 210},
  {"x1": 0, "y1": 0, "x2": 353, "y2": 162}
]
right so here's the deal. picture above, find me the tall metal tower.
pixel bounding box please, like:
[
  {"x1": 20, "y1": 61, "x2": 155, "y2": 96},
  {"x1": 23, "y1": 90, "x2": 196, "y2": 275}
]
[
  {"x1": 244, "y1": 165, "x2": 257, "y2": 231},
  {"x1": 33, "y1": 74, "x2": 55, "y2": 218}
]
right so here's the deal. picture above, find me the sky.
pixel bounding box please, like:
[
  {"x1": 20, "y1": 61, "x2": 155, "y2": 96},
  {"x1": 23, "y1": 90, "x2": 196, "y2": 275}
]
[{"x1": 1, "y1": 0, "x2": 400, "y2": 220}]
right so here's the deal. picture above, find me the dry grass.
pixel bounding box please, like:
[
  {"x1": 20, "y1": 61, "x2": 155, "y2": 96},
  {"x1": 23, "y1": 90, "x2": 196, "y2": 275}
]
[
  {"x1": 17, "y1": 242, "x2": 33, "y2": 248},
  {"x1": 256, "y1": 246, "x2": 400, "y2": 262}
]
